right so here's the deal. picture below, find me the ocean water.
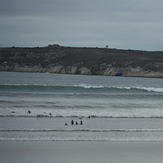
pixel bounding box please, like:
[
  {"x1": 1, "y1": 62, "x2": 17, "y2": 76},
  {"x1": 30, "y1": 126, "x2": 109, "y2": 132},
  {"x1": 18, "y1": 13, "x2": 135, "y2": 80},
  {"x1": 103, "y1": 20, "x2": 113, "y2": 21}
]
[{"x1": 0, "y1": 71, "x2": 163, "y2": 141}]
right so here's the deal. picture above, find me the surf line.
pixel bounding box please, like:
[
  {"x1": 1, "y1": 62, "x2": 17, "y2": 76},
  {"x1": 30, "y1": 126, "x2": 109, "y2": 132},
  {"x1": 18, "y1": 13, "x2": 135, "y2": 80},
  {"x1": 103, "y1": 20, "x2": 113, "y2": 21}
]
[{"x1": 1, "y1": 129, "x2": 163, "y2": 132}]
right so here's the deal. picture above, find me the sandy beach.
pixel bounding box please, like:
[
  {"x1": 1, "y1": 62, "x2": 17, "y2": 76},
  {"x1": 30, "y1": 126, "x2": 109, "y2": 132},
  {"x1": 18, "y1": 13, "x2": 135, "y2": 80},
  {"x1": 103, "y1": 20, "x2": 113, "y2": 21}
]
[{"x1": 1, "y1": 141, "x2": 163, "y2": 163}]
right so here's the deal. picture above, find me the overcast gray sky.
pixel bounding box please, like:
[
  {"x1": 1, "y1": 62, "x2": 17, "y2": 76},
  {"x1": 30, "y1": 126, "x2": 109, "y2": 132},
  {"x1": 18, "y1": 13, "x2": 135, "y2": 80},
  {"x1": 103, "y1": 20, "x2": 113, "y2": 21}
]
[{"x1": 1, "y1": 0, "x2": 163, "y2": 50}]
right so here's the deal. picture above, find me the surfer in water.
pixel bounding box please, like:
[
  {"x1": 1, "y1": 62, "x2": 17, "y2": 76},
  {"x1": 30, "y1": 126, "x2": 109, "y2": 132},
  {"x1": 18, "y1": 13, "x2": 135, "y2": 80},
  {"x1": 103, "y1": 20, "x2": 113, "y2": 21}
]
[{"x1": 65, "y1": 122, "x2": 68, "y2": 126}]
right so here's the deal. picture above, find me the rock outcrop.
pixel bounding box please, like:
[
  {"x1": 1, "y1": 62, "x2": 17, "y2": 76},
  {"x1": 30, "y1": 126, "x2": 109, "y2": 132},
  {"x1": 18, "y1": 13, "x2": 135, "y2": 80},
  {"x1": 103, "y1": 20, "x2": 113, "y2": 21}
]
[{"x1": 0, "y1": 45, "x2": 163, "y2": 78}]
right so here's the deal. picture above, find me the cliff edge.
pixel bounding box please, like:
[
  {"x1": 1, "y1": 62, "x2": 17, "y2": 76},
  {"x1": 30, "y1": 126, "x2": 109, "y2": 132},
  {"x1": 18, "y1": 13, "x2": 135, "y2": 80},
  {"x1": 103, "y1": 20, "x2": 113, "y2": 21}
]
[{"x1": 0, "y1": 45, "x2": 163, "y2": 78}]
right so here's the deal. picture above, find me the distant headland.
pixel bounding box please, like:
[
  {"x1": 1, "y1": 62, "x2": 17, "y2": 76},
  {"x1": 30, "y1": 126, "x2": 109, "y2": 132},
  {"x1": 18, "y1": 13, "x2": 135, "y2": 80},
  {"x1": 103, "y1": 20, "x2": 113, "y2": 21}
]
[{"x1": 0, "y1": 44, "x2": 163, "y2": 78}]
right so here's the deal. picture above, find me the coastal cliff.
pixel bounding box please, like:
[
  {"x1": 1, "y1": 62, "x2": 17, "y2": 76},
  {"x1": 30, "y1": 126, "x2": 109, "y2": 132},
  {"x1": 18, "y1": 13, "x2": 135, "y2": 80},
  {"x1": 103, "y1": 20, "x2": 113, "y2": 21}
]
[{"x1": 0, "y1": 45, "x2": 163, "y2": 78}]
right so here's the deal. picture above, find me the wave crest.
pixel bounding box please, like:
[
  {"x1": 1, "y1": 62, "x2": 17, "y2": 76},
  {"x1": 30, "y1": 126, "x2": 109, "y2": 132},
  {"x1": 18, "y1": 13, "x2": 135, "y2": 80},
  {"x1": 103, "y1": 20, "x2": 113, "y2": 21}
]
[{"x1": 0, "y1": 84, "x2": 162, "y2": 93}]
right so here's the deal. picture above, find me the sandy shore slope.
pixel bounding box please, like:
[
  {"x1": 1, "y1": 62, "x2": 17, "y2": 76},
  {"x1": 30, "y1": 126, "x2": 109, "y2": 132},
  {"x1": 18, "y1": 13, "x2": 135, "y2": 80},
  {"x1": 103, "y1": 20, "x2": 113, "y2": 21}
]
[{"x1": 1, "y1": 141, "x2": 163, "y2": 163}]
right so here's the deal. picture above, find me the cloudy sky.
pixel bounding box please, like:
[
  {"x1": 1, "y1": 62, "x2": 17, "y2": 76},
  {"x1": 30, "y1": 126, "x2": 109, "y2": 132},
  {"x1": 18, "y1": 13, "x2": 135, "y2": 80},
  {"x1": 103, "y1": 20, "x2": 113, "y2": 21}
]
[{"x1": 1, "y1": 0, "x2": 163, "y2": 50}]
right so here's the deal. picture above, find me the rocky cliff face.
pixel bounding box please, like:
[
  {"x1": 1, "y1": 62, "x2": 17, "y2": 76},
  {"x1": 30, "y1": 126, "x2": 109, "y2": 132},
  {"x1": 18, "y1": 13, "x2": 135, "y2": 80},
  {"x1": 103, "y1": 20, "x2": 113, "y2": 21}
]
[{"x1": 0, "y1": 45, "x2": 163, "y2": 78}]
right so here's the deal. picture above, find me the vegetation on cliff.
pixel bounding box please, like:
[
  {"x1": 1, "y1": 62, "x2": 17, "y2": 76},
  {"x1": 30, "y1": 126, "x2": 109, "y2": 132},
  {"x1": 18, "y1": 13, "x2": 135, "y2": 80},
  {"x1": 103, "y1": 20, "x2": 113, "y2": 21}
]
[{"x1": 0, "y1": 44, "x2": 163, "y2": 77}]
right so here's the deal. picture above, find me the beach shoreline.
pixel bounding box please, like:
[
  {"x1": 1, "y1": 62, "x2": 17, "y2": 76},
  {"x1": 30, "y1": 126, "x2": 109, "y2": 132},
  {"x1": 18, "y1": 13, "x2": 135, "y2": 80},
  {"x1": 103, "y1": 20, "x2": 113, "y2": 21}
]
[{"x1": 1, "y1": 141, "x2": 163, "y2": 163}]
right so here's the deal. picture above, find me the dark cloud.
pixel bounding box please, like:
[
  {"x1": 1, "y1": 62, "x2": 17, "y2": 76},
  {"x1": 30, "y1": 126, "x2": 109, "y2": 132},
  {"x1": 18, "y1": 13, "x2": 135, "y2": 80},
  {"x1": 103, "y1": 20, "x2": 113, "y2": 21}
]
[{"x1": 1, "y1": 0, "x2": 163, "y2": 50}]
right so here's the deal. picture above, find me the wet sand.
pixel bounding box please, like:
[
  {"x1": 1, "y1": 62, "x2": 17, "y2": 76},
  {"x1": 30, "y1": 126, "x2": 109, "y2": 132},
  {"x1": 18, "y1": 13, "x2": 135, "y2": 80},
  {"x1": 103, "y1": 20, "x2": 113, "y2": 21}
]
[{"x1": 0, "y1": 141, "x2": 163, "y2": 163}]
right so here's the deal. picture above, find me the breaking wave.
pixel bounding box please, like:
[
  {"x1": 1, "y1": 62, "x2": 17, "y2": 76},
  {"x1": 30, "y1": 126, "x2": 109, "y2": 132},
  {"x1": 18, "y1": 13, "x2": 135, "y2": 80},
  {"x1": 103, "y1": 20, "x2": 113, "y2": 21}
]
[
  {"x1": 0, "y1": 84, "x2": 163, "y2": 93},
  {"x1": 1, "y1": 115, "x2": 163, "y2": 118}
]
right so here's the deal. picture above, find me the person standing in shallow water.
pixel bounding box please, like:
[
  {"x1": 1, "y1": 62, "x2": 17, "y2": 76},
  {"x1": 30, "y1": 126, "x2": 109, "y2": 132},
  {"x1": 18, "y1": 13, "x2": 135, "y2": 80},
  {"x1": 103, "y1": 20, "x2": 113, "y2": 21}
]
[
  {"x1": 27, "y1": 110, "x2": 31, "y2": 114},
  {"x1": 71, "y1": 120, "x2": 74, "y2": 125},
  {"x1": 80, "y1": 121, "x2": 83, "y2": 125}
]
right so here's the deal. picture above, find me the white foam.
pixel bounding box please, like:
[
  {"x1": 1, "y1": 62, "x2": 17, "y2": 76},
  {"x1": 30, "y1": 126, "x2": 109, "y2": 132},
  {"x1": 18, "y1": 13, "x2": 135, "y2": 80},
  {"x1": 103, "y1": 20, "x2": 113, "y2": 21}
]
[
  {"x1": 74, "y1": 84, "x2": 104, "y2": 89},
  {"x1": 139, "y1": 87, "x2": 163, "y2": 93}
]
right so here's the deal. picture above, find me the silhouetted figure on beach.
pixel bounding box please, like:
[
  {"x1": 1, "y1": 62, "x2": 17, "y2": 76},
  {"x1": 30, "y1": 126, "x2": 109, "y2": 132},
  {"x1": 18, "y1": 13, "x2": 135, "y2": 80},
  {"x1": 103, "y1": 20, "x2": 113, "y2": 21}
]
[
  {"x1": 27, "y1": 110, "x2": 31, "y2": 114},
  {"x1": 71, "y1": 120, "x2": 74, "y2": 125},
  {"x1": 80, "y1": 121, "x2": 83, "y2": 125}
]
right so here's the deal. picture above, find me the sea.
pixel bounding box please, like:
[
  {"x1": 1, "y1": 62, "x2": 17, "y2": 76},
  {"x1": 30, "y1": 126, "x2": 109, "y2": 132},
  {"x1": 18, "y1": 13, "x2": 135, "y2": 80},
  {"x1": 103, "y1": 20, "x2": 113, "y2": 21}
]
[{"x1": 0, "y1": 71, "x2": 163, "y2": 141}]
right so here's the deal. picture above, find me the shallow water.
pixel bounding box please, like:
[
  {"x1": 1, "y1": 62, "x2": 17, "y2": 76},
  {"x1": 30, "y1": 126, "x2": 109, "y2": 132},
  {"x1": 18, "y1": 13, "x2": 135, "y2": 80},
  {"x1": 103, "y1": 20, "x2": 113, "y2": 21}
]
[{"x1": 1, "y1": 117, "x2": 163, "y2": 141}]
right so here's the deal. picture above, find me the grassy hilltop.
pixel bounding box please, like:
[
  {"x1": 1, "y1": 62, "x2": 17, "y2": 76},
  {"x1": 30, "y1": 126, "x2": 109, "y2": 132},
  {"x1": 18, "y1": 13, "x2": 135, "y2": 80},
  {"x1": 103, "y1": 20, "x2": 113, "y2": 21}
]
[{"x1": 0, "y1": 44, "x2": 163, "y2": 78}]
